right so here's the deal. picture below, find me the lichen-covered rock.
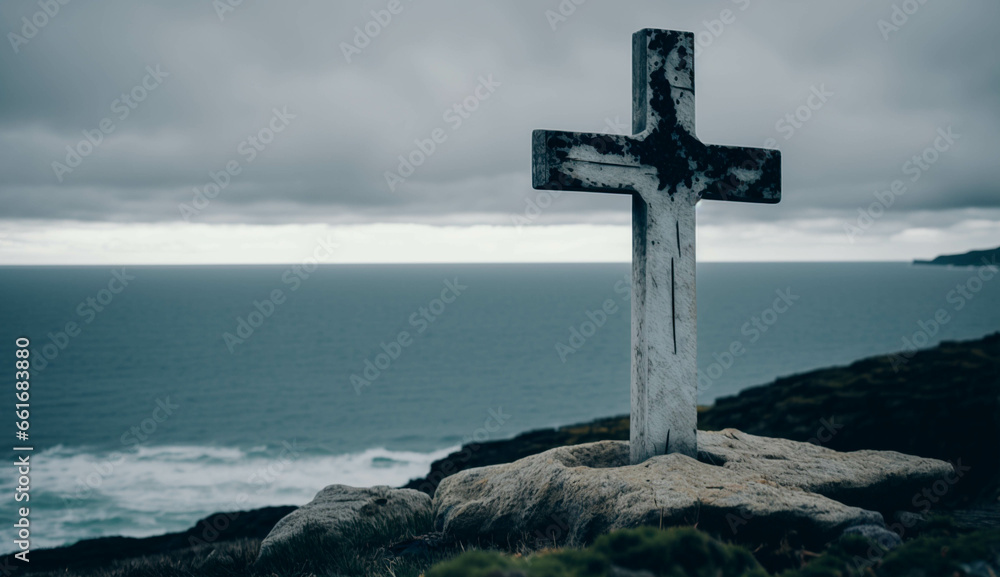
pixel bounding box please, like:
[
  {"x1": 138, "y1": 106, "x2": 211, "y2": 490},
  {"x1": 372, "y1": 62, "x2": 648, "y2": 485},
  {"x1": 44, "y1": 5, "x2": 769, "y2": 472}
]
[
  {"x1": 841, "y1": 524, "x2": 903, "y2": 551},
  {"x1": 697, "y1": 429, "x2": 955, "y2": 512},
  {"x1": 434, "y1": 430, "x2": 953, "y2": 548},
  {"x1": 256, "y1": 485, "x2": 431, "y2": 566}
]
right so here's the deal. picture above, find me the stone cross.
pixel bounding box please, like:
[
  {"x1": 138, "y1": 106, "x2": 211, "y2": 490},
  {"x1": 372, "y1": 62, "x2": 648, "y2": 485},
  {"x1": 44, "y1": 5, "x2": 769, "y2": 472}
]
[{"x1": 532, "y1": 29, "x2": 781, "y2": 464}]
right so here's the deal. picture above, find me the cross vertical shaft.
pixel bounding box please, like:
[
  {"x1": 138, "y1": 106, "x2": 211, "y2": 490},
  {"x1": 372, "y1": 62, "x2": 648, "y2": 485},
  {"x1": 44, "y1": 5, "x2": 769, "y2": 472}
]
[{"x1": 631, "y1": 194, "x2": 698, "y2": 462}]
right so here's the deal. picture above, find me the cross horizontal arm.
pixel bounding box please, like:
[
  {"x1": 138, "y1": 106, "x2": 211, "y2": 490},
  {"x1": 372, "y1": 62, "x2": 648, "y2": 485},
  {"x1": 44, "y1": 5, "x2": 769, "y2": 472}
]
[
  {"x1": 533, "y1": 129, "x2": 781, "y2": 203},
  {"x1": 697, "y1": 144, "x2": 781, "y2": 204},
  {"x1": 532, "y1": 129, "x2": 649, "y2": 195},
  {"x1": 532, "y1": 28, "x2": 780, "y2": 204}
]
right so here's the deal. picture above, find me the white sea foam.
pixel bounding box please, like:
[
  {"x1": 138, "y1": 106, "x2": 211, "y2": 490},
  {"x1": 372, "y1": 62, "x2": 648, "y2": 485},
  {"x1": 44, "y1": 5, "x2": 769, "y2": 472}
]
[{"x1": 0, "y1": 443, "x2": 457, "y2": 551}]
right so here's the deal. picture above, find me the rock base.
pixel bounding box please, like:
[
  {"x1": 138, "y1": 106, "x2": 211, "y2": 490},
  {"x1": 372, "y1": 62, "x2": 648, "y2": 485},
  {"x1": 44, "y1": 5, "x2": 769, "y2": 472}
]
[{"x1": 434, "y1": 429, "x2": 954, "y2": 548}]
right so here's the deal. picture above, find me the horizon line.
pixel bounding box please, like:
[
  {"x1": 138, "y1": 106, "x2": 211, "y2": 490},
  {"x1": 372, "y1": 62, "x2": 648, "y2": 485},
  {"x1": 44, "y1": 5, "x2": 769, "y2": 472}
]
[{"x1": 0, "y1": 260, "x2": 919, "y2": 267}]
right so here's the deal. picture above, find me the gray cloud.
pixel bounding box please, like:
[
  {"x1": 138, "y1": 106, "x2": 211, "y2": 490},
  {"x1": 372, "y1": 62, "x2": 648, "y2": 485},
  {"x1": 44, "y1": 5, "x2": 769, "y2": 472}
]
[{"x1": 0, "y1": 0, "x2": 998, "y2": 231}]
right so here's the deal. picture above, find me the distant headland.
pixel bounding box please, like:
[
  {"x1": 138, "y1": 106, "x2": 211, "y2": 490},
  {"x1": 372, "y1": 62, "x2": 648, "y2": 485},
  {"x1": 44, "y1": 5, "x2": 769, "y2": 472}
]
[{"x1": 914, "y1": 246, "x2": 999, "y2": 267}]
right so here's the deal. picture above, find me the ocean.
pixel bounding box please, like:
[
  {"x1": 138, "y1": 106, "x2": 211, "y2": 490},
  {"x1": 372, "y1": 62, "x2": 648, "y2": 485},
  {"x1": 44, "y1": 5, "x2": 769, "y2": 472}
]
[{"x1": 1, "y1": 262, "x2": 999, "y2": 551}]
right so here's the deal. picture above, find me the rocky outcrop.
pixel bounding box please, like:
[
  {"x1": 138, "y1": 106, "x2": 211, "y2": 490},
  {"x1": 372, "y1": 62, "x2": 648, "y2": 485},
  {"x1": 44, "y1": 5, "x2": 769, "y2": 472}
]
[
  {"x1": 256, "y1": 485, "x2": 431, "y2": 567},
  {"x1": 434, "y1": 430, "x2": 953, "y2": 548},
  {"x1": 697, "y1": 430, "x2": 954, "y2": 513},
  {"x1": 841, "y1": 524, "x2": 903, "y2": 550}
]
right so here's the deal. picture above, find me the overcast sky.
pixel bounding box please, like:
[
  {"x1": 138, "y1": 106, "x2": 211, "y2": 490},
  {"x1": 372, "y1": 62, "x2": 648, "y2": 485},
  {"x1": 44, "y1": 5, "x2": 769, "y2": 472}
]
[{"x1": 1, "y1": 0, "x2": 998, "y2": 264}]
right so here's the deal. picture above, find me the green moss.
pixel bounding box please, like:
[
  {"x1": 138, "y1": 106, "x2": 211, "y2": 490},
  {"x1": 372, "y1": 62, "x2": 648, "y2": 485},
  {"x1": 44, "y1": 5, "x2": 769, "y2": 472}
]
[
  {"x1": 424, "y1": 550, "x2": 527, "y2": 577},
  {"x1": 426, "y1": 527, "x2": 767, "y2": 577},
  {"x1": 26, "y1": 523, "x2": 999, "y2": 577},
  {"x1": 529, "y1": 550, "x2": 612, "y2": 577},
  {"x1": 776, "y1": 528, "x2": 1000, "y2": 577},
  {"x1": 878, "y1": 528, "x2": 1000, "y2": 577},
  {"x1": 428, "y1": 526, "x2": 1000, "y2": 577},
  {"x1": 593, "y1": 527, "x2": 768, "y2": 577},
  {"x1": 775, "y1": 535, "x2": 880, "y2": 577}
]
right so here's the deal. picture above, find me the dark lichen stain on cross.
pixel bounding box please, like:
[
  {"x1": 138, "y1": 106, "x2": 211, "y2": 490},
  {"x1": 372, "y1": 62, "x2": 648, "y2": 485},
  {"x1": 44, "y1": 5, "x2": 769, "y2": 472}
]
[
  {"x1": 533, "y1": 29, "x2": 780, "y2": 203},
  {"x1": 640, "y1": 30, "x2": 731, "y2": 195}
]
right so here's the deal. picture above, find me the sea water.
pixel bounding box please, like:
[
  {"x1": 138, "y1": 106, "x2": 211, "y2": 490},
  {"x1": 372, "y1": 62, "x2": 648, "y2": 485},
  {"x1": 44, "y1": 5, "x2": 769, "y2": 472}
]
[{"x1": 0, "y1": 262, "x2": 998, "y2": 549}]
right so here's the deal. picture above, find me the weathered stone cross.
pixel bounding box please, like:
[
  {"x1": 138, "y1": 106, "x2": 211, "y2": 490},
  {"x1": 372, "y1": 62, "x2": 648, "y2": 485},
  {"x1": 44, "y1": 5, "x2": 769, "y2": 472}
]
[{"x1": 532, "y1": 29, "x2": 781, "y2": 464}]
